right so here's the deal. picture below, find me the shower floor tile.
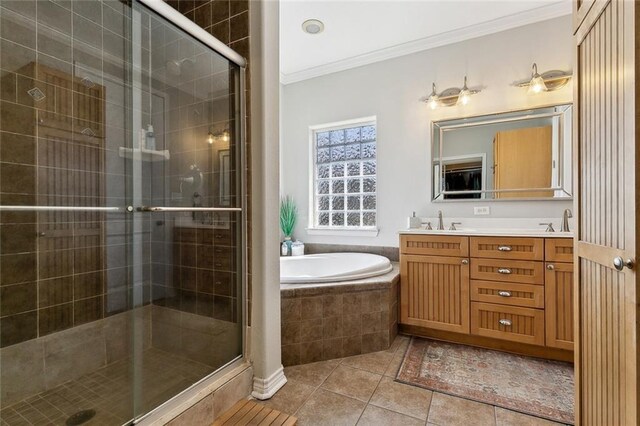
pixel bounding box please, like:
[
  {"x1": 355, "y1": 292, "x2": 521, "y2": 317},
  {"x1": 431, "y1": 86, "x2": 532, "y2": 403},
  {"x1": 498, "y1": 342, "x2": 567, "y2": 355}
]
[{"x1": 0, "y1": 348, "x2": 213, "y2": 426}]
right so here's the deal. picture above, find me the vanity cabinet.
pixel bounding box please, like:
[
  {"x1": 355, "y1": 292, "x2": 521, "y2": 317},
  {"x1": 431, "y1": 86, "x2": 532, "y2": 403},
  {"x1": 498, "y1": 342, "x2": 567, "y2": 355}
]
[
  {"x1": 400, "y1": 234, "x2": 574, "y2": 360},
  {"x1": 400, "y1": 236, "x2": 470, "y2": 334},
  {"x1": 544, "y1": 239, "x2": 575, "y2": 350}
]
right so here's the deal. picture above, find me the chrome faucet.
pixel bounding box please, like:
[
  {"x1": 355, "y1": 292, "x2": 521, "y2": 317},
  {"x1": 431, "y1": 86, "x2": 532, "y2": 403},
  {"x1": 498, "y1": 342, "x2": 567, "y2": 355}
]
[
  {"x1": 540, "y1": 222, "x2": 555, "y2": 232},
  {"x1": 437, "y1": 210, "x2": 444, "y2": 230},
  {"x1": 450, "y1": 222, "x2": 462, "y2": 231},
  {"x1": 561, "y1": 209, "x2": 572, "y2": 232}
]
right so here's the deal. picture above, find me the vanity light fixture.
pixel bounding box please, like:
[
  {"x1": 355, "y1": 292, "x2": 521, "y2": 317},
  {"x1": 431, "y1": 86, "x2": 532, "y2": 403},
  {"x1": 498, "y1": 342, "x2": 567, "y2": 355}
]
[
  {"x1": 515, "y1": 63, "x2": 572, "y2": 93},
  {"x1": 206, "y1": 129, "x2": 230, "y2": 145},
  {"x1": 420, "y1": 76, "x2": 480, "y2": 109}
]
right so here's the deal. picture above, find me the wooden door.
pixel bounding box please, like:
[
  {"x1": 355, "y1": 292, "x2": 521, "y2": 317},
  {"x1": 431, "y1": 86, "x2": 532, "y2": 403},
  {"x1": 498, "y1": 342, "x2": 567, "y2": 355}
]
[
  {"x1": 574, "y1": 0, "x2": 638, "y2": 424},
  {"x1": 494, "y1": 126, "x2": 553, "y2": 199},
  {"x1": 400, "y1": 254, "x2": 470, "y2": 333},
  {"x1": 545, "y1": 262, "x2": 574, "y2": 351}
]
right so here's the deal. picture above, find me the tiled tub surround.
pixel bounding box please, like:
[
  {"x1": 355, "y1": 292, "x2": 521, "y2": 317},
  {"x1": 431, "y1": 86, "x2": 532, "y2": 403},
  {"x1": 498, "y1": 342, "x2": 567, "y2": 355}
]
[{"x1": 281, "y1": 265, "x2": 400, "y2": 366}]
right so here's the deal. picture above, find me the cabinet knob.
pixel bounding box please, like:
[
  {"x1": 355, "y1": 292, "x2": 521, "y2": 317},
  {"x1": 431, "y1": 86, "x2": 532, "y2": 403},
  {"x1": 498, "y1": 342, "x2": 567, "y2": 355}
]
[
  {"x1": 461, "y1": 259, "x2": 469, "y2": 265},
  {"x1": 498, "y1": 291, "x2": 511, "y2": 297},
  {"x1": 498, "y1": 245, "x2": 512, "y2": 252},
  {"x1": 497, "y1": 268, "x2": 511, "y2": 274},
  {"x1": 613, "y1": 256, "x2": 634, "y2": 271},
  {"x1": 498, "y1": 319, "x2": 512, "y2": 326},
  {"x1": 547, "y1": 264, "x2": 555, "y2": 271}
]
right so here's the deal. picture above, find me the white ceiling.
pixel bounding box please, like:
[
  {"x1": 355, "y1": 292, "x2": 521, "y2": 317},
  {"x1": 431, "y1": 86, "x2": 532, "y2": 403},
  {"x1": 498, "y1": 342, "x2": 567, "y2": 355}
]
[{"x1": 280, "y1": 0, "x2": 572, "y2": 84}]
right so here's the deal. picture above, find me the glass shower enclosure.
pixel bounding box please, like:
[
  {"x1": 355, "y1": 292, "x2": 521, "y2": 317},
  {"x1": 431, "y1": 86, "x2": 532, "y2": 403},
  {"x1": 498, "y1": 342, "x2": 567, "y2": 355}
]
[{"x1": 0, "y1": 0, "x2": 246, "y2": 424}]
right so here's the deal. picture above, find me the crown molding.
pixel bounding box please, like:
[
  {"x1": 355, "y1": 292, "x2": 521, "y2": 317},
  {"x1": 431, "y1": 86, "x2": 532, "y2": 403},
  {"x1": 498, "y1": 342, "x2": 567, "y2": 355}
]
[{"x1": 280, "y1": 2, "x2": 571, "y2": 85}]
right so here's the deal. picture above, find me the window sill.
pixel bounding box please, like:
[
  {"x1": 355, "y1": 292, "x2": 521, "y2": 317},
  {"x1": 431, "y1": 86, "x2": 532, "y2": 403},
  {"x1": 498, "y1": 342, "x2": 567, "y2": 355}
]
[{"x1": 306, "y1": 227, "x2": 379, "y2": 237}]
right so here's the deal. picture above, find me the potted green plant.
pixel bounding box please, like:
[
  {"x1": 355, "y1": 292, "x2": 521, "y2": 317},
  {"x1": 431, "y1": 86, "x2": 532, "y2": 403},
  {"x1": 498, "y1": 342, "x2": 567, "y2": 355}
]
[{"x1": 280, "y1": 196, "x2": 297, "y2": 256}]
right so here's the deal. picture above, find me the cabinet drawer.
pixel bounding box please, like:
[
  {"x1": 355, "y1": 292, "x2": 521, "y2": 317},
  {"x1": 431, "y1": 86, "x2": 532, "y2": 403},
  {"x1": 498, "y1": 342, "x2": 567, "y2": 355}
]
[
  {"x1": 470, "y1": 280, "x2": 544, "y2": 308},
  {"x1": 470, "y1": 237, "x2": 543, "y2": 261},
  {"x1": 400, "y1": 235, "x2": 469, "y2": 257},
  {"x1": 470, "y1": 258, "x2": 544, "y2": 285},
  {"x1": 545, "y1": 238, "x2": 574, "y2": 263},
  {"x1": 471, "y1": 302, "x2": 545, "y2": 346}
]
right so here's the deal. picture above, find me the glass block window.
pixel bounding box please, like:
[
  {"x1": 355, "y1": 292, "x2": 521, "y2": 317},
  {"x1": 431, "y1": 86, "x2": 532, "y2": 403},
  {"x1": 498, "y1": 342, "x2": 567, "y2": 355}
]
[{"x1": 313, "y1": 119, "x2": 377, "y2": 228}]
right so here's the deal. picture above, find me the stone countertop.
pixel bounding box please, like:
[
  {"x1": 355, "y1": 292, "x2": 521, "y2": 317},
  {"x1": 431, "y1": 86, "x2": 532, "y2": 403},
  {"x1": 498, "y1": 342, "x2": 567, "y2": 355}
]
[
  {"x1": 398, "y1": 229, "x2": 574, "y2": 238},
  {"x1": 280, "y1": 263, "x2": 400, "y2": 298}
]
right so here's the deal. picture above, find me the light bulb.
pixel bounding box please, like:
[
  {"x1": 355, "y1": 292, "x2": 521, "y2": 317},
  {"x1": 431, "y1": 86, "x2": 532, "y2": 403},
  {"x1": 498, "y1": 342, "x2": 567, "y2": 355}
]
[
  {"x1": 528, "y1": 63, "x2": 547, "y2": 94},
  {"x1": 458, "y1": 90, "x2": 470, "y2": 105},
  {"x1": 427, "y1": 83, "x2": 438, "y2": 109},
  {"x1": 457, "y1": 76, "x2": 471, "y2": 106},
  {"x1": 222, "y1": 130, "x2": 230, "y2": 142},
  {"x1": 207, "y1": 132, "x2": 215, "y2": 145}
]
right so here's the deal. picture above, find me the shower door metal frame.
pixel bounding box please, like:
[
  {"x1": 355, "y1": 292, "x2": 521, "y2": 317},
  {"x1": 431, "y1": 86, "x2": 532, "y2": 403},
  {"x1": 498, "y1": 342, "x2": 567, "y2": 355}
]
[{"x1": 129, "y1": 1, "x2": 249, "y2": 424}]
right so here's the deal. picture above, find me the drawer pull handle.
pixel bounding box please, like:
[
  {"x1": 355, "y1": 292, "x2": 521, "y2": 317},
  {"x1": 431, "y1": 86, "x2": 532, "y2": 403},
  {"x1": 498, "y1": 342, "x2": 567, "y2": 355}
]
[
  {"x1": 497, "y1": 268, "x2": 512, "y2": 274},
  {"x1": 499, "y1": 319, "x2": 512, "y2": 326},
  {"x1": 498, "y1": 245, "x2": 512, "y2": 252},
  {"x1": 547, "y1": 264, "x2": 555, "y2": 271},
  {"x1": 461, "y1": 259, "x2": 469, "y2": 265},
  {"x1": 498, "y1": 291, "x2": 512, "y2": 297}
]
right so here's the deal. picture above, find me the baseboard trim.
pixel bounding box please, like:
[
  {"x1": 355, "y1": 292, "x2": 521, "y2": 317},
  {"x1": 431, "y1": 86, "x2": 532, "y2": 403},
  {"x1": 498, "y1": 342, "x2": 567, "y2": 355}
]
[{"x1": 251, "y1": 366, "x2": 287, "y2": 400}]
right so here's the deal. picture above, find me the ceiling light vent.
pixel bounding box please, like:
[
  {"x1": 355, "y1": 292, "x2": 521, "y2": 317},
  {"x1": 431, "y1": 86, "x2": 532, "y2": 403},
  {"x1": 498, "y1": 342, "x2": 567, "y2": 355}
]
[{"x1": 302, "y1": 19, "x2": 324, "y2": 35}]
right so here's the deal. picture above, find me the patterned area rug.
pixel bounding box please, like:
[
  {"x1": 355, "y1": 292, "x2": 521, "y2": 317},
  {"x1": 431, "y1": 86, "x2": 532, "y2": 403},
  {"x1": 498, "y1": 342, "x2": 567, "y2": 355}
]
[{"x1": 396, "y1": 338, "x2": 574, "y2": 424}]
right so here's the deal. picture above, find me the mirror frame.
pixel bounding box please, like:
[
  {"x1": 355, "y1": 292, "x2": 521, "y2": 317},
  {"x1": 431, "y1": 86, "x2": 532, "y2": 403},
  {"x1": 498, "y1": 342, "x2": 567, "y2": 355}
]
[{"x1": 431, "y1": 103, "x2": 573, "y2": 202}]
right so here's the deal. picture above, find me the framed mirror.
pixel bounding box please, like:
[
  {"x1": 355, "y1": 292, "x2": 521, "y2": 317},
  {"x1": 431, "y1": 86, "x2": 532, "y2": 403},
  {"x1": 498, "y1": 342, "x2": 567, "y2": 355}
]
[{"x1": 431, "y1": 104, "x2": 572, "y2": 201}]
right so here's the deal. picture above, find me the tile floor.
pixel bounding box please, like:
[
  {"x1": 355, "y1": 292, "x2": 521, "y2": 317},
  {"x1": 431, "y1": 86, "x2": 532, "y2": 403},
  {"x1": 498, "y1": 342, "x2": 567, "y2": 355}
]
[
  {"x1": 0, "y1": 348, "x2": 212, "y2": 426},
  {"x1": 260, "y1": 335, "x2": 568, "y2": 426}
]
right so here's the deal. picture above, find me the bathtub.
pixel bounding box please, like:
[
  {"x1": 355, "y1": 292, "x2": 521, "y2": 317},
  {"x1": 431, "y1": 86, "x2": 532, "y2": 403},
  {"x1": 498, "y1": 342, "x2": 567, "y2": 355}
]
[{"x1": 280, "y1": 253, "x2": 393, "y2": 284}]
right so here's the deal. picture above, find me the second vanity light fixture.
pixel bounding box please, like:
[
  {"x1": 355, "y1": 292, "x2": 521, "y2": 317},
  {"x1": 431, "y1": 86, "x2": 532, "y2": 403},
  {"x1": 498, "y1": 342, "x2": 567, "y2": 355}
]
[
  {"x1": 514, "y1": 63, "x2": 572, "y2": 94},
  {"x1": 207, "y1": 129, "x2": 230, "y2": 145},
  {"x1": 420, "y1": 76, "x2": 480, "y2": 109}
]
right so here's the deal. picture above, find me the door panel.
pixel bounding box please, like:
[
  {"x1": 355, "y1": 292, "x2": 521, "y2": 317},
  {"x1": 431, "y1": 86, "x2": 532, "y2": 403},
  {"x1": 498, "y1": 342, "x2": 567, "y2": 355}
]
[{"x1": 574, "y1": 0, "x2": 638, "y2": 423}]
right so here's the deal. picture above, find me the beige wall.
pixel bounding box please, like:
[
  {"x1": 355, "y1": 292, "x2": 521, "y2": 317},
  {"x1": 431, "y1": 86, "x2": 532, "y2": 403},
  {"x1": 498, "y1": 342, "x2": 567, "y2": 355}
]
[{"x1": 281, "y1": 15, "x2": 573, "y2": 247}]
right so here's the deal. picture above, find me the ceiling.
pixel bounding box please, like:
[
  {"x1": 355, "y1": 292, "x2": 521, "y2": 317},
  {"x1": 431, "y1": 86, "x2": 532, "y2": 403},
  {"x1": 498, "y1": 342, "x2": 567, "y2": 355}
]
[{"x1": 280, "y1": 0, "x2": 571, "y2": 84}]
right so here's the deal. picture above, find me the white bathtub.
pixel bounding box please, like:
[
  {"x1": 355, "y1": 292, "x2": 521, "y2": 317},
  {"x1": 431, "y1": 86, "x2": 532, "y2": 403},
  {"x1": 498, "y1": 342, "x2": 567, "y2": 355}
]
[{"x1": 280, "y1": 253, "x2": 392, "y2": 284}]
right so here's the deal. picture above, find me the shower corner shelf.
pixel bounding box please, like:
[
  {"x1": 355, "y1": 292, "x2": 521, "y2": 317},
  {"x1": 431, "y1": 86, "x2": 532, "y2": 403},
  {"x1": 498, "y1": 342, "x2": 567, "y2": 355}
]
[{"x1": 118, "y1": 147, "x2": 171, "y2": 162}]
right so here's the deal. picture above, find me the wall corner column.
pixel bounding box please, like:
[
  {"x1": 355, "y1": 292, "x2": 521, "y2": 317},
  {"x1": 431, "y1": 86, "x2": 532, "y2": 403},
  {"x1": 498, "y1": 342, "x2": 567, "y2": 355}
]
[{"x1": 248, "y1": 0, "x2": 286, "y2": 400}]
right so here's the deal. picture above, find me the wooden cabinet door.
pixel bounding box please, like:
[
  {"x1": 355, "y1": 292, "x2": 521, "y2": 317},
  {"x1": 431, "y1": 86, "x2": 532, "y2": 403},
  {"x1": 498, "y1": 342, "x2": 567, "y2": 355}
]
[
  {"x1": 400, "y1": 255, "x2": 469, "y2": 334},
  {"x1": 574, "y1": 0, "x2": 639, "y2": 423},
  {"x1": 545, "y1": 262, "x2": 574, "y2": 351}
]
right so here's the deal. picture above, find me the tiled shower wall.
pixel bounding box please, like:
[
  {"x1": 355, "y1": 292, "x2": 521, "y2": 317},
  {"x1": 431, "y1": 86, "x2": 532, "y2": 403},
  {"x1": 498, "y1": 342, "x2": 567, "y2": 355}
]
[
  {"x1": 161, "y1": 0, "x2": 251, "y2": 323},
  {"x1": 0, "y1": 0, "x2": 251, "y2": 348},
  {"x1": 0, "y1": 0, "x2": 135, "y2": 348}
]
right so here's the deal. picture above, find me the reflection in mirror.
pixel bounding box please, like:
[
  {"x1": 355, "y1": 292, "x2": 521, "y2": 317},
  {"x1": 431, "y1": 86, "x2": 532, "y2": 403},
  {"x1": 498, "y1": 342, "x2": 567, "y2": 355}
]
[{"x1": 432, "y1": 104, "x2": 572, "y2": 201}]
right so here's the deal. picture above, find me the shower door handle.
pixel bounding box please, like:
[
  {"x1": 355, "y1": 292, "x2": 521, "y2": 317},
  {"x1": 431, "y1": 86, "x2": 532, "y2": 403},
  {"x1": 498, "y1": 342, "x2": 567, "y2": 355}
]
[{"x1": 135, "y1": 206, "x2": 242, "y2": 212}]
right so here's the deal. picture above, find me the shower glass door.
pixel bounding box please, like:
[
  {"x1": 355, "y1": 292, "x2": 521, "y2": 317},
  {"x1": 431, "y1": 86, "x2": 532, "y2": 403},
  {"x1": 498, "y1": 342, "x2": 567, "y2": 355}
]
[
  {"x1": 0, "y1": 0, "x2": 244, "y2": 424},
  {"x1": 129, "y1": 1, "x2": 245, "y2": 420}
]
